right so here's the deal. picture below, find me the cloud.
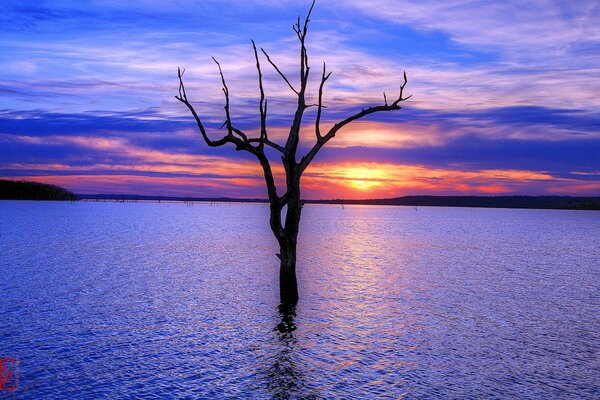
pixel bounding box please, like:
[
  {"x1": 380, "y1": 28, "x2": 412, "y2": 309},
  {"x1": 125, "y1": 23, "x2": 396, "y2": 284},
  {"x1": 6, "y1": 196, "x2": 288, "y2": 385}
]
[
  {"x1": 2, "y1": 107, "x2": 599, "y2": 198},
  {"x1": 2, "y1": 106, "x2": 599, "y2": 165},
  {"x1": 335, "y1": 0, "x2": 600, "y2": 64},
  {"x1": 299, "y1": 161, "x2": 600, "y2": 199},
  {"x1": 7, "y1": 160, "x2": 600, "y2": 199},
  {"x1": 1, "y1": 1, "x2": 599, "y2": 197},
  {"x1": 3, "y1": 1, "x2": 598, "y2": 115}
]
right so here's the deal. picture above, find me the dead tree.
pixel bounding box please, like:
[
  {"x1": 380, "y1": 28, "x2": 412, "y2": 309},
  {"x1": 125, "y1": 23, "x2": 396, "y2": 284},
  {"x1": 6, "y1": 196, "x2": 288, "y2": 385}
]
[{"x1": 176, "y1": 0, "x2": 410, "y2": 305}]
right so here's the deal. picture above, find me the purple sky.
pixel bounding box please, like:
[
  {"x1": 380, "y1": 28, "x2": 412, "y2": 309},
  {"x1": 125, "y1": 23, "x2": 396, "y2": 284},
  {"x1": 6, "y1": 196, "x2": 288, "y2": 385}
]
[{"x1": 1, "y1": 1, "x2": 599, "y2": 198}]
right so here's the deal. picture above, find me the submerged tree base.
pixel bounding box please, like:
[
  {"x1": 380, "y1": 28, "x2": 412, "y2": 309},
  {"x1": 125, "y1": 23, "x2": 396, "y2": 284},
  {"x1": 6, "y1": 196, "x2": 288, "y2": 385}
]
[{"x1": 280, "y1": 266, "x2": 299, "y2": 305}]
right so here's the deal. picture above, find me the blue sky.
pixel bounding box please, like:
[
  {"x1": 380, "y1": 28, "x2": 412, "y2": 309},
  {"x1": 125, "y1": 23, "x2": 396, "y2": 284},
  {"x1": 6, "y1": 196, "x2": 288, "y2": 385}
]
[{"x1": 1, "y1": 0, "x2": 599, "y2": 198}]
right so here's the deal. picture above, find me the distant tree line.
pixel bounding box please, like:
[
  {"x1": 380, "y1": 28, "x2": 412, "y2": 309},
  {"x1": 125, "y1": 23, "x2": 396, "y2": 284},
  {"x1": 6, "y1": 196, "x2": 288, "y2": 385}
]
[
  {"x1": 314, "y1": 195, "x2": 600, "y2": 211},
  {"x1": 0, "y1": 180, "x2": 77, "y2": 201},
  {"x1": 75, "y1": 193, "x2": 600, "y2": 210}
]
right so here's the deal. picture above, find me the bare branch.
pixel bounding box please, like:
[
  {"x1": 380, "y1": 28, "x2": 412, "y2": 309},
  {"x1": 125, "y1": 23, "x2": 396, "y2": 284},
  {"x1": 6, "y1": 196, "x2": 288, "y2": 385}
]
[
  {"x1": 280, "y1": 192, "x2": 289, "y2": 207},
  {"x1": 212, "y1": 57, "x2": 232, "y2": 130},
  {"x1": 393, "y1": 71, "x2": 411, "y2": 105},
  {"x1": 302, "y1": 1, "x2": 316, "y2": 77},
  {"x1": 261, "y1": 48, "x2": 299, "y2": 95},
  {"x1": 256, "y1": 152, "x2": 284, "y2": 240},
  {"x1": 176, "y1": 67, "x2": 261, "y2": 156},
  {"x1": 305, "y1": 1, "x2": 315, "y2": 30},
  {"x1": 176, "y1": 67, "x2": 187, "y2": 101},
  {"x1": 300, "y1": 72, "x2": 411, "y2": 172},
  {"x1": 264, "y1": 99, "x2": 268, "y2": 124},
  {"x1": 212, "y1": 57, "x2": 255, "y2": 144},
  {"x1": 252, "y1": 40, "x2": 268, "y2": 148},
  {"x1": 305, "y1": 103, "x2": 327, "y2": 109},
  {"x1": 231, "y1": 126, "x2": 249, "y2": 142},
  {"x1": 297, "y1": 1, "x2": 315, "y2": 87},
  {"x1": 315, "y1": 62, "x2": 331, "y2": 139},
  {"x1": 293, "y1": 16, "x2": 301, "y2": 39},
  {"x1": 177, "y1": 68, "x2": 280, "y2": 231},
  {"x1": 248, "y1": 137, "x2": 285, "y2": 153},
  {"x1": 175, "y1": 67, "x2": 230, "y2": 148},
  {"x1": 283, "y1": 0, "x2": 317, "y2": 157}
]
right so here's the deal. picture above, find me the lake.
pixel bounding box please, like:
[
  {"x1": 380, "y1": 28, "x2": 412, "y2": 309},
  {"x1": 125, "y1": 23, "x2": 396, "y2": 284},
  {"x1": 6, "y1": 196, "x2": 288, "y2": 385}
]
[{"x1": 1, "y1": 201, "x2": 599, "y2": 398}]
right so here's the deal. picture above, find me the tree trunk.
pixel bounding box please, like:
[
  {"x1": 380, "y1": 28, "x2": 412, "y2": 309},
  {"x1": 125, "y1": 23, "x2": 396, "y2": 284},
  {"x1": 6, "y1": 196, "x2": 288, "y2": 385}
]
[
  {"x1": 279, "y1": 237, "x2": 299, "y2": 304},
  {"x1": 278, "y1": 173, "x2": 302, "y2": 305}
]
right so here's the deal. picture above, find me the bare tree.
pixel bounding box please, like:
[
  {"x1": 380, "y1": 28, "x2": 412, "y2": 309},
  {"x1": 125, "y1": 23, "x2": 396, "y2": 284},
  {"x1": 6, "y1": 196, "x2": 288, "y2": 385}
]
[{"x1": 176, "y1": 0, "x2": 410, "y2": 305}]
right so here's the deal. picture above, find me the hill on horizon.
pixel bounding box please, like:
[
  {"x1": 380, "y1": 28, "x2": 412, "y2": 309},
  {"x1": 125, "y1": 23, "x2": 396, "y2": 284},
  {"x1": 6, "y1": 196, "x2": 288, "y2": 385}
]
[{"x1": 0, "y1": 180, "x2": 77, "y2": 201}]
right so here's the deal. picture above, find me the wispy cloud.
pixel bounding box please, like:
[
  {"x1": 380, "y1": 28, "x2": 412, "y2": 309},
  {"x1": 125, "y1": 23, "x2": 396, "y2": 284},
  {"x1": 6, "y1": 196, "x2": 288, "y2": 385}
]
[{"x1": 1, "y1": 1, "x2": 599, "y2": 197}]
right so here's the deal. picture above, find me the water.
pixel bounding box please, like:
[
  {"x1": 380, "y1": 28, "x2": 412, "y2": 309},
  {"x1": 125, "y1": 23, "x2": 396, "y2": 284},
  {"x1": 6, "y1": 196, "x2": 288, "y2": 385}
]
[{"x1": 1, "y1": 201, "x2": 599, "y2": 399}]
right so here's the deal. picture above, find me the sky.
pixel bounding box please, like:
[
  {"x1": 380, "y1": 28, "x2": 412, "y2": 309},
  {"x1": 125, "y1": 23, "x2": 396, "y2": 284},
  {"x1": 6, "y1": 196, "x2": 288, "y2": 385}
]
[{"x1": 1, "y1": 0, "x2": 599, "y2": 199}]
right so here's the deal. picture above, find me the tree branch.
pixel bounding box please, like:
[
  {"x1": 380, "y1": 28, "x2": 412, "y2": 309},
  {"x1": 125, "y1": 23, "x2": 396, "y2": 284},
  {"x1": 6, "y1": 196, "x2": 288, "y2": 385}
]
[
  {"x1": 175, "y1": 67, "x2": 230, "y2": 147},
  {"x1": 212, "y1": 57, "x2": 240, "y2": 139},
  {"x1": 315, "y1": 62, "x2": 331, "y2": 139},
  {"x1": 257, "y1": 152, "x2": 285, "y2": 240},
  {"x1": 300, "y1": 71, "x2": 412, "y2": 172},
  {"x1": 284, "y1": 0, "x2": 316, "y2": 159},
  {"x1": 252, "y1": 40, "x2": 268, "y2": 149},
  {"x1": 261, "y1": 48, "x2": 299, "y2": 95},
  {"x1": 176, "y1": 67, "x2": 262, "y2": 155},
  {"x1": 280, "y1": 192, "x2": 290, "y2": 207},
  {"x1": 300, "y1": 0, "x2": 315, "y2": 80},
  {"x1": 247, "y1": 137, "x2": 285, "y2": 153},
  {"x1": 295, "y1": 0, "x2": 314, "y2": 88}
]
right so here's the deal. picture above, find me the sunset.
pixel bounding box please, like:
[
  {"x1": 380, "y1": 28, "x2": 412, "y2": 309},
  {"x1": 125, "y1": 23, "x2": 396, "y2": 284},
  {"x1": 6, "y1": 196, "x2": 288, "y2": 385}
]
[
  {"x1": 1, "y1": 1, "x2": 599, "y2": 398},
  {"x1": 1, "y1": 1, "x2": 599, "y2": 198}
]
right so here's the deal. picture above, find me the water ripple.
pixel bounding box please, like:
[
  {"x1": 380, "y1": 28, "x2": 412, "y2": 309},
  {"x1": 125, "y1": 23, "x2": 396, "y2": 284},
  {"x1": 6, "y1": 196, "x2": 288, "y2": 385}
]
[{"x1": 1, "y1": 201, "x2": 599, "y2": 398}]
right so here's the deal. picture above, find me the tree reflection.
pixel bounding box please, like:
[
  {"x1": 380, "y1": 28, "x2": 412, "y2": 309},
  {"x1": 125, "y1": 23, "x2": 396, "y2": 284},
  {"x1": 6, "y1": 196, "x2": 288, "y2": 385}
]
[
  {"x1": 267, "y1": 304, "x2": 303, "y2": 399},
  {"x1": 276, "y1": 303, "x2": 297, "y2": 334}
]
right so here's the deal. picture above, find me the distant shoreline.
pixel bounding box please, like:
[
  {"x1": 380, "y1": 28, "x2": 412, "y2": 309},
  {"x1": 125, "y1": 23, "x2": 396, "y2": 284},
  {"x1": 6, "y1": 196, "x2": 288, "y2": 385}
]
[
  {"x1": 75, "y1": 194, "x2": 600, "y2": 211},
  {"x1": 2, "y1": 179, "x2": 598, "y2": 210},
  {"x1": 0, "y1": 179, "x2": 77, "y2": 201}
]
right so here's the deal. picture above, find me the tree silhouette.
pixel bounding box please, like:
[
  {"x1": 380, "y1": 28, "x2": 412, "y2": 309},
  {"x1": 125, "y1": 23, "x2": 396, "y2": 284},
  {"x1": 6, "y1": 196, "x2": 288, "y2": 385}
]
[{"x1": 176, "y1": 0, "x2": 410, "y2": 305}]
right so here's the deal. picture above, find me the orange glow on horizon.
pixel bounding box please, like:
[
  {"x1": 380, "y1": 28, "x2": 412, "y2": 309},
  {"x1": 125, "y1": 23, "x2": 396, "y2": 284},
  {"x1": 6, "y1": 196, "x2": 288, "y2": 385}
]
[
  {"x1": 328, "y1": 165, "x2": 388, "y2": 191},
  {"x1": 4, "y1": 154, "x2": 599, "y2": 198},
  {"x1": 5, "y1": 163, "x2": 600, "y2": 199}
]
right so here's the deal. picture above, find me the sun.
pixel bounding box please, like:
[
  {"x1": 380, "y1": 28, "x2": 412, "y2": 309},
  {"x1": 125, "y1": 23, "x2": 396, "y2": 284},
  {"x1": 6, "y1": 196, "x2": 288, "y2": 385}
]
[{"x1": 337, "y1": 166, "x2": 388, "y2": 191}]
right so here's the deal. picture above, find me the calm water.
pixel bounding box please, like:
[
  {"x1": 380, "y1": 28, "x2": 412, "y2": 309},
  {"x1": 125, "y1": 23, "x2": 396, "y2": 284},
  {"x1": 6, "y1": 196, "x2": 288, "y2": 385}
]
[{"x1": 1, "y1": 201, "x2": 599, "y2": 399}]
